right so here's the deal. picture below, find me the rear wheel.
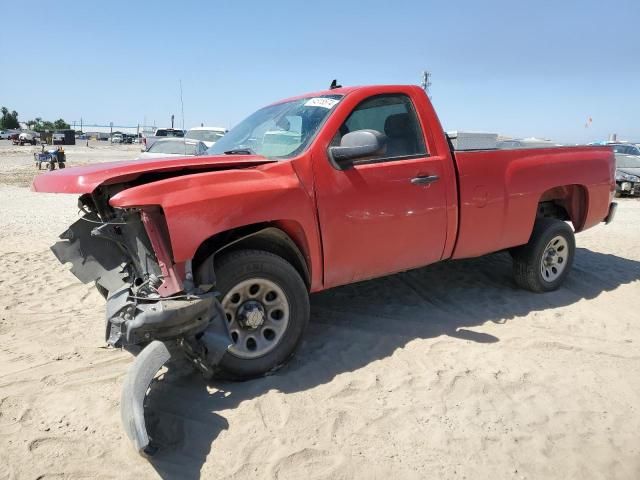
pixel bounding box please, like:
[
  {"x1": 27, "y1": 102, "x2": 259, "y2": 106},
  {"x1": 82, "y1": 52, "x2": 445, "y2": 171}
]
[
  {"x1": 212, "y1": 249, "x2": 309, "y2": 379},
  {"x1": 511, "y1": 218, "x2": 575, "y2": 293}
]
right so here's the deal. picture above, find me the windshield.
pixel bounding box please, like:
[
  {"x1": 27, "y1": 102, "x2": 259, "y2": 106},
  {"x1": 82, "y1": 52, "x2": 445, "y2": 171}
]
[
  {"x1": 186, "y1": 129, "x2": 226, "y2": 143},
  {"x1": 149, "y1": 140, "x2": 198, "y2": 155},
  {"x1": 207, "y1": 95, "x2": 343, "y2": 159},
  {"x1": 616, "y1": 154, "x2": 640, "y2": 168}
]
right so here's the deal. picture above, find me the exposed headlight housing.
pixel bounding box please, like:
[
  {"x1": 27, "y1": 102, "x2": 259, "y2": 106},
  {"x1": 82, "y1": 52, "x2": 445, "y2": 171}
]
[{"x1": 616, "y1": 172, "x2": 640, "y2": 182}]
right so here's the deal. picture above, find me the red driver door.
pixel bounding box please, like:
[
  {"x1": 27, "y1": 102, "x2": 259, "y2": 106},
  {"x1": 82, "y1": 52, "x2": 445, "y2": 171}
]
[{"x1": 312, "y1": 93, "x2": 449, "y2": 288}]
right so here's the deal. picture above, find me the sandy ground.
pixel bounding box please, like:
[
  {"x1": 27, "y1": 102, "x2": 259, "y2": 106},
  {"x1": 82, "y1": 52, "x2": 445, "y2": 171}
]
[{"x1": 0, "y1": 141, "x2": 639, "y2": 479}]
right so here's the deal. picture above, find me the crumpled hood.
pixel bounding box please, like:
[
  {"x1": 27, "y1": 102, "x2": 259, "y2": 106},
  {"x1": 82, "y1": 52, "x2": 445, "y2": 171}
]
[{"x1": 32, "y1": 154, "x2": 277, "y2": 194}]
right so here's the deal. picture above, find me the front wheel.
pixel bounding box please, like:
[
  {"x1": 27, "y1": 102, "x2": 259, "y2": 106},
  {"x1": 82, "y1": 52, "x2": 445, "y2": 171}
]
[
  {"x1": 511, "y1": 218, "x2": 575, "y2": 293},
  {"x1": 212, "y1": 249, "x2": 309, "y2": 379}
]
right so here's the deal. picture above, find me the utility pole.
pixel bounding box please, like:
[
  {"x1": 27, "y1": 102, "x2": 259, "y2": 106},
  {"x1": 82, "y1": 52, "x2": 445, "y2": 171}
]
[{"x1": 421, "y1": 71, "x2": 432, "y2": 99}]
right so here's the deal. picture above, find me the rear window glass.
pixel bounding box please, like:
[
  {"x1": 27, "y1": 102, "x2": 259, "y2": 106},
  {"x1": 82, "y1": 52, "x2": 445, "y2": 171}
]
[
  {"x1": 149, "y1": 141, "x2": 197, "y2": 155},
  {"x1": 155, "y1": 129, "x2": 184, "y2": 138},
  {"x1": 186, "y1": 130, "x2": 226, "y2": 142}
]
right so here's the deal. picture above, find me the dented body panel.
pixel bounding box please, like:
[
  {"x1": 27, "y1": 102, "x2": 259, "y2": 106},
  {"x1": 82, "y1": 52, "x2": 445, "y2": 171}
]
[
  {"x1": 108, "y1": 160, "x2": 325, "y2": 291},
  {"x1": 31, "y1": 154, "x2": 278, "y2": 194}
]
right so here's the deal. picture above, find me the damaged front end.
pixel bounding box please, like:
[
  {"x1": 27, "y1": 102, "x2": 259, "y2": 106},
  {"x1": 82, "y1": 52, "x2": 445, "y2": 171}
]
[{"x1": 51, "y1": 193, "x2": 230, "y2": 456}]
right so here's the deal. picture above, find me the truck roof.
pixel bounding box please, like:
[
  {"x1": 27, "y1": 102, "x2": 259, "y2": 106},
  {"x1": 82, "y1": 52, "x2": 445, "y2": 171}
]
[{"x1": 268, "y1": 84, "x2": 420, "y2": 106}]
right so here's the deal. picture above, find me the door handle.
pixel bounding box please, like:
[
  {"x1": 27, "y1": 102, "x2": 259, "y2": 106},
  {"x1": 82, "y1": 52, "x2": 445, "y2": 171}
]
[{"x1": 411, "y1": 175, "x2": 439, "y2": 185}]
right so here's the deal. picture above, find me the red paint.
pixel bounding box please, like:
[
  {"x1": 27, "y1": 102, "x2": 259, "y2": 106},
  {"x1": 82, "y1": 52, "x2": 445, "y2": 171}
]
[
  {"x1": 140, "y1": 210, "x2": 183, "y2": 296},
  {"x1": 31, "y1": 155, "x2": 276, "y2": 194},
  {"x1": 33, "y1": 85, "x2": 615, "y2": 293}
]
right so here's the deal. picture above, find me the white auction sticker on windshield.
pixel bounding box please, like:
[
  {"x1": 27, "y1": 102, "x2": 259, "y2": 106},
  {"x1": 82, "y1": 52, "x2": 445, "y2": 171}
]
[{"x1": 304, "y1": 97, "x2": 339, "y2": 109}]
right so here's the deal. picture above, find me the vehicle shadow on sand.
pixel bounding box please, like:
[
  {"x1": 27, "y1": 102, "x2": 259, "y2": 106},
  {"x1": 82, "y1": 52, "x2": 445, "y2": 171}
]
[{"x1": 145, "y1": 247, "x2": 640, "y2": 479}]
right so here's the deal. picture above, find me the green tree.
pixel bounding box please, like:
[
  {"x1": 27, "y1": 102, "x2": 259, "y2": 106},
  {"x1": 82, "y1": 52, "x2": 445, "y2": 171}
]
[
  {"x1": 53, "y1": 118, "x2": 70, "y2": 130},
  {"x1": 41, "y1": 121, "x2": 55, "y2": 132},
  {"x1": 0, "y1": 106, "x2": 19, "y2": 129}
]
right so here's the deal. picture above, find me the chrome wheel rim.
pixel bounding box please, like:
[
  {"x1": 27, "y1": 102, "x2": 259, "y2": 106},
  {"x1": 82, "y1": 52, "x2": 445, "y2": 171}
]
[
  {"x1": 540, "y1": 235, "x2": 569, "y2": 283},
  {"x1": 221, "y1": 278, "x2": 290, "y2": 359}
]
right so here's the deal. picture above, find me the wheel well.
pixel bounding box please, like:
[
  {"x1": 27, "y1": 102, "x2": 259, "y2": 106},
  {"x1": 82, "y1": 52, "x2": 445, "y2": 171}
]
[
  {"x1": 192, "y1": 223, "x2": 311, "y2": 290},
  {"x1": 536, "y1": 201, "x2": 570, "y2": 220},
  {"x1": 537, "y1": 185, "x2": 587, "y2": 231}
]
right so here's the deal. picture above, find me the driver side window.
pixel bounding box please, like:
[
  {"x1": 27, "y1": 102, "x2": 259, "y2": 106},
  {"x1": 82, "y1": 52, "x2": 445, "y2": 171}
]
[{"x1": 331, "y1": 94, "x2": 427, "y2": 163}]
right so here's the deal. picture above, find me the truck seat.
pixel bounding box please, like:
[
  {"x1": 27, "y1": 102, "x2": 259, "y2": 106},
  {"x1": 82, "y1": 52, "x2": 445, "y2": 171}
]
[{"x1": 384, "y1": 113, "x2": 416, "y2": 156}]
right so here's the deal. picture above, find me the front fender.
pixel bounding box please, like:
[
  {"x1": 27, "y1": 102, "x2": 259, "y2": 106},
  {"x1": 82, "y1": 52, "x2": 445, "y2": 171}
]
[{"x1": 109, "y1": 161, "x2": 323, "y2": 289}]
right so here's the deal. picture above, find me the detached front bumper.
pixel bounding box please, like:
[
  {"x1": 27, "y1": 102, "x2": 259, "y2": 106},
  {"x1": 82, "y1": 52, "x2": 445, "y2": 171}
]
[
  {"x1": 51, "y1": 210, "x2": 231, "y2": 456},
  {"x1": 105, "y1": 287, "x2": 216, "y2": 347}
]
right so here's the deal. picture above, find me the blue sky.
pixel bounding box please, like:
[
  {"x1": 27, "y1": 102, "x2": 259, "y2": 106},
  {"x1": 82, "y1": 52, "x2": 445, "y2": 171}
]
[{"x1": 1, "y1": 0, "x2": 638, "y2": 143}]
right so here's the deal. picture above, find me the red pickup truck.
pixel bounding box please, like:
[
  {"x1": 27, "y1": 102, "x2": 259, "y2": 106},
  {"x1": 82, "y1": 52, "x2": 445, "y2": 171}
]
[{"x1": 33, "y1": 84, "x2": 617, "y2": 455}]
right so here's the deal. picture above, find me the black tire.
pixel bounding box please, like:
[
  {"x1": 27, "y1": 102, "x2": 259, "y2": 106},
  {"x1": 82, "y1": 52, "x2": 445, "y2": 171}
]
[
  {"x1": 58, "y1": 162, "x2": 66, "y2": 169},
  {"x1": 511, "y1": 218, "x2": 575, "y2": 293},
  {"x1": 212, "y1": 249, "x2": 309, "y2": 380},
  {"x1": 47, "y1": 161, "x2": 55, "y2": 171}
]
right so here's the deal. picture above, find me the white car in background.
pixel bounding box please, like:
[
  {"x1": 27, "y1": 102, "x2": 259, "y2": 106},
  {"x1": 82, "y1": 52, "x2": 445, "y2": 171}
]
[
  {"x1": 137, "y1": 138, "x2": 208, "y2": 159},
  {"x1": 140, "y1": 127, "x2": 185, "y2": 151},
  {"x1": 185, "y1": 126, "x2": 227, "y2": 148}
]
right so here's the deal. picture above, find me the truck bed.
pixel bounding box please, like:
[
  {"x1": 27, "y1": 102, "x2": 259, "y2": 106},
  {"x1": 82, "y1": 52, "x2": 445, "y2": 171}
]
[{"x1": 451, "y1": 146, "x2": 614, "y2": 259}]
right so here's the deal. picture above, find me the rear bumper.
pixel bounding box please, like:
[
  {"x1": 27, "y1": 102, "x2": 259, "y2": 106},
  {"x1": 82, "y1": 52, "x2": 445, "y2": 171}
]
[{"x1": 604, "y1": 202, "x2": 617, "y2": 224}]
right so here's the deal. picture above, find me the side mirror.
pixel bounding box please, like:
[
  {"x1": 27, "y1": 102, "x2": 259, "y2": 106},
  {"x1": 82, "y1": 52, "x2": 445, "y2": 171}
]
[{"x1": 329, "y1": 129, "x2": 385, "y2": 170}]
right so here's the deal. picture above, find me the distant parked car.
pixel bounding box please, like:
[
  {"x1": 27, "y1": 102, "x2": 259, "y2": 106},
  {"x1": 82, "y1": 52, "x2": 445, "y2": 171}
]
[
  {"x1": 141, "y1": 128, "x2": 185, "y2": 151},
  {"x1": 185, "y1": 126, "x2": 227, "y2": 148},
  {"x1": 0, "y1": 130, "x2": 12, "y2": 140},
  {"x1": 497, "y1": 138, "x2": 561, "y2": 149},
  {"x1": 609, "y1": 143, "x2": 640, "y2": 156},
  {"x1": 615, "y1": 154, "x2": 640, "y2": 196},
  {"x1": 112, "y1": 134, "x2": 124, "y2": 144},
  {"x1": 137, "y1": 138, "x2": 208, "y2": 159},
  {"x1": 18, "y1": 131, "x2": 39, "y2": 145}
]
